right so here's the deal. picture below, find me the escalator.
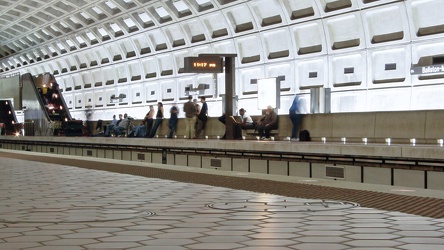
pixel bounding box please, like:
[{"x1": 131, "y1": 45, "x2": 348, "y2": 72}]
[{"x1": 21, "y1": 73, "x2": 72, "y2": 136}]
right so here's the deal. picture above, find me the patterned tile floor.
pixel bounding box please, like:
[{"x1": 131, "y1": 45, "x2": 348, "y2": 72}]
[{"x1": 0, "y1": 151, "x2": 444, "y2": 249}]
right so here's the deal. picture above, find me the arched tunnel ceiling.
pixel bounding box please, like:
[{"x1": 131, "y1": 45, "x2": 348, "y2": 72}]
[
  {"x1": 0, "y1": 0, "x2": 169, "y2": 59},
  {"x1": 1, "y1": 0, "x2": 444, "y2": 74},
  {"x1": 2, "y1": 0, "x2": 444, "y2": 114}
]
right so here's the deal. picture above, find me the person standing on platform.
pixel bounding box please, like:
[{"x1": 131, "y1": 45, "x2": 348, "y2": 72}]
[
  {"x1": 148, "y1": 102, "x2": 164, "y2": 138},
  {"x1": 144, "y1": 105, "x2": 155, "y2": 138},
  {"x1": 167, "y1": 104, "x2": 179, "y2": 138},
  {"x1": 257, "y1": 105, "x2": 278, "y2": 140},
  {"x1": 195, "y1": 97, "x2": 208, "y2": 139},
  {"x1": 193, "y1": 98, "x2": 201, "y2": 131},
  {"x1": 289, "y1": 95, "x2": 304, "y2": 142},
  {"x1": 183, "y1": 95, "x2": 196, "y2": 139}
]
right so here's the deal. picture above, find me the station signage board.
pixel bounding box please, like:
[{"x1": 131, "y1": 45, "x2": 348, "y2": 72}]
[{"x1": 184, "y1": 56, "x2": 223, "y2": 73}]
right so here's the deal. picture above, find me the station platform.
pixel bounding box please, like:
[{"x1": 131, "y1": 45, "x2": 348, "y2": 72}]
[
  {"x1": 1, "y1": 136, "x2": 444, "y2": 249},
  {"x1": 1, "y1": 135, "x2": 444, "y2": 190}
]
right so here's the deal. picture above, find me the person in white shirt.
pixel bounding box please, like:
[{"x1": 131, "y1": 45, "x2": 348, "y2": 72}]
[
  {"x1": 233, "y1": 108, "x2": 255, "y2": 129},
  {"x1": 230, "y1": 108, "x2": 255, "y2": 139}
]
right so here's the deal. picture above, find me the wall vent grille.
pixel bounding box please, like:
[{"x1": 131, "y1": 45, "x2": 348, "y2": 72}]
[
  {"x1": 137, "y1": 153, "x2": 145, "y2": 161},
  {"x1": 326, "y1": 165, "x2": 345, "y2": 179},
  {"x1": 211, "y1": 159, "x2": 221, "y2": 168}
]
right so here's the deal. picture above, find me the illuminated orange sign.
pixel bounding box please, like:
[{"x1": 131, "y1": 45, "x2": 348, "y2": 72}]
[{"x1": 184, "y1": 56, "x2": 223, "y2": 73}]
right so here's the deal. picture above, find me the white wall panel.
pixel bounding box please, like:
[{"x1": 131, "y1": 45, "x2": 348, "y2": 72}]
[
  {"x1": 115, "y1": 64, "x2": 128, "y2": 84},
  {"x1": 330, "y1": 90, "x2": 367, "y2": 113},
  {"x1": 411, "y1": 41, "x2": 444, "y2": 85},
  {"x1": 406, "y1": 0, "x2": 444, "y2": 40},
  {"x1": 106, "y1": 44, "x2": 124, "y2": 62},
  {"x1": 235, "y1": 34, "x2": 263, "y2": 65},
  {"x1": 411, "y1": 84, "x2": 444, "y2": 110},
  {"x1": 102, "y1": 66, "x2": 116, "y2": 85},
  {"x1": 200, "y1": 11, "x2": 231, "y2": 40},
  {"x1": 212, "y1": 40, "x2": 236, "y2": 54},
  {"x1": 180, "y1": 18, "x2": 207, "y2": 44},
  {"x1": 148, "y1": 29, "x2": 169, "y2": 52},
  {"x1": 362, "y1": 3, "x2": 409, "y2": 48},
  {"x1": 157, "y1": 54, "x2": 174, "y2": 77},
  {"x1": 119, "y1": 38, "x2": 136, "y2": 59},
  {"x1": 128, "y1": 61, "x2": 142, "y2": 81},
  {"x1": 296, "y1": 57, "x2": 328, "y2": 89},
  {"x1": 248, "y1": 0, "x2": 285, "y2": 29},
  {"x1": 73, "y1": 53, "x2": 88, "y2": 69},
  {"x1": 42, "y1": 62, "x2": 52, "y2": 74},
  {"x1": 131, "y1": 84, "x2": 143, "y2": 105},
  {"x1": 64, "y1": 94, "x2": 73, "y2": 109},
  {"x1": 223, "y1": 4, "x2": 256, "y2": 36},
  {"x1": 72, "y1": 74, "x2": 82, "y2": 90},
  {"x1": 317, "y1": 0, "x2": 358, "y2": 17},
  {"x1": 62, "y1": 75, "x2": 73, "y2": 91},
  {"x1": 239, "y1": 67, "x2": 265, "y2": 96},
  {"x1": 106, "y1": 88, "x2": 116, "y2": 107},
  {"x1": 94, "y1": 90, "x2": 105, "y2": 107},
  {"x1": 366, "y1": 87, "x2": 412, "y2": 112},
  {"x1": 163, "y1": 23, "x2": 187, "y2": 48},
  {"x1": 56, "y1": 76, "x2": 65, "y2": 91},
  {"x1": 141, "y1": 57, "x2": 158, "y2": 79},
  {"x1": 145, "y1": 82, "x2": 158, "y2": 103},
  {"x1": 324, "y1": 13, "x2": 365, "y2": 53},
  {"x1": 281, "y1": 0, "x2": 320, "y2": 22},
  {"x1": 369, "y1": 46, "x2": 410, "y2": 87},
  {"x1": 178, "y1": 77, "x2": 195, "y2": 99},
  {"x1": 74, "y1": 93, "x2": 83, "y2": 109},
  {"x1": 173, "y1": 49, "x2": 190, "y2": 74},
  {"x1": 91, "y1": 69, "x2": 103, "y2": 87},
  {"x1": 216, "y1": 72, "x2": 226, "y2": 97},
  {"x1": 261, "y1": 28, "x2": 291, "y2": 61},
  {"x1": 329, "y1": 51, "x2": 365, "y2": 89},
  {"x1": 79, "y1": 72, "x2": 92, "y2": 89},
  {"x1": 84, "y1": 91, "x2": 93, "y2": 108},
  {"x1": 265, "y1": 62, "x2": 294, "y2": 93},
  {"x1": 95, "y1": 47, "x2": 110, "y2": 64},
  {"x1": 160, "y1": 79, "x2": 176, "y2": 102},
  {"x1": 131, "y1": 34, "x2": 152, "y2": 56},
  {"x1": 191, "y1": 45, "x2": 212, "y2": 57},
  {"x1": 196, "y1": 74, "x2": 215, "y2": 98},
  {"x1": 55, "y1": 59, "x2": 68, "y2": 74},
  {"x1": 84, "y1": 49, "x2": 99, "y2": 67},
  {"x1": 28, "y1": 67, "x2": 39, "y2": 76},
  {"x1": 65, "y1": 56, "x2": 78, "y2": 71},
  {"x1": 291, "y1": 20, "x2": 326, "y2": 57},
  {"x1": 48, "y1": 61, "x2": 59, "y2": 75},
  {"x1": 116, "y1": 86, "x2": 129, "y2": 105}
]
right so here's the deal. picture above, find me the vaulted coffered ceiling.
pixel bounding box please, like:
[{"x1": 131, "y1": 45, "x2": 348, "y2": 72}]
[{"x1": 0, "y1": 0, "x2": 225, "y2": 63}]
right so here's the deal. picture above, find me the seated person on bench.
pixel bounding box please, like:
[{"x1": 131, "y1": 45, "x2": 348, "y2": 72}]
[
  {"x1": 230, "y1": 108, "x2": 255, "y2": 138},
  {"x1": 219, "y1": 108, "x2": 255, "y2": 139},
  {"x1": 257, "y1": 105, "x2": 277, "y2": 140},
  {"x1": 114, "y1": 113, "x2": 133, "y2": 137}
]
